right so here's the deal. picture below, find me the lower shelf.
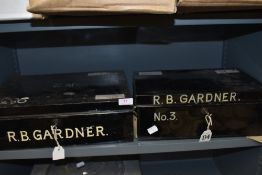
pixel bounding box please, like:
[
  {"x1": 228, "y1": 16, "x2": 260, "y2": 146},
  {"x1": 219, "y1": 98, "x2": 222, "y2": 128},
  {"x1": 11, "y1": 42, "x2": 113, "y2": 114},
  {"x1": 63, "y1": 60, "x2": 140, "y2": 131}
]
[
  {"x1": 141, "y1": 158, "x2": 221, "y2": 175},
  {"x1": 0, "y1": 137, "x2": 260, "y2": 160},
  {"x1": 0, "y1": 146, "x2": 261, "y2": 175}
]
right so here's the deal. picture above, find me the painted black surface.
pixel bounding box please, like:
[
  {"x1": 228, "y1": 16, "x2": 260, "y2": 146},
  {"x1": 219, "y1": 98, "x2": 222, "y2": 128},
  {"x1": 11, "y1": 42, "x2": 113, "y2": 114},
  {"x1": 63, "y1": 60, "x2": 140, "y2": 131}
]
[
  {"x1": 134, "y1": 69, "x2": 262, "y2": 139},
  {"x1": 0, "y1": 71, "x2": 131, "y2": 116},
  {"x1": 137, "y1": 104, "x2": 262, "y2": 139},
  {"x1": 0, "y1": 111, "x2": 133, "y2": 150},
  {"x1": 134, "y1": 69, "x2": 262, "y2": 106},
  {"x1": 0, "y1": 71, "x2": 133, "y2": 149}
]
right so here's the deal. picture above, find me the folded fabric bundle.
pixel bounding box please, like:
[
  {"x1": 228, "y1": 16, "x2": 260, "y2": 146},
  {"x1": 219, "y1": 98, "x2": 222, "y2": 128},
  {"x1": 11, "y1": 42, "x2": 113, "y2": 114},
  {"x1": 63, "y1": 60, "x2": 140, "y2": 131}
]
[
  {"x1": 27, "y1": 0, "x2": 176, "y2": 15},
  {"x1": 177, "y1": 0, "x2": 262, "y2": 12},
  {"x1": 178, "y1": 0, "x2": 262, "y2": 6}
]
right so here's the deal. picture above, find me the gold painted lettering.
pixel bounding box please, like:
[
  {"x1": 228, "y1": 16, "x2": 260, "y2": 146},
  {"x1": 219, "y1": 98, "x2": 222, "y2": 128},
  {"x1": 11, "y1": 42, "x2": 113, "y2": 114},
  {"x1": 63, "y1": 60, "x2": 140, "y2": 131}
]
[
  {"x1": 96, "y1": 126, "x2": 106, "y2": 136},
  {"x1": 188, "y1": 94, "x2": 196, "y2": 104},
  {"x1": 20, "y1": 131, "x2": 30, "y2": 142},
  {"x1": 65, "y1": 128, "x2": 74, "y2": 138},
  {"x1": 166, "y1": 95, "x2": 173, "y2": 104},
  {"x1": 206, "y1": 93, "x2": 213, "y2": 103},
  {"x1": 33, "y1": 130, "x2": 42, "y2": 141},
  {"x1": 222, "y1": 92, "x2": 229, "y2": 102},
  {"x1": 75, "y1": 127, "x2": 85, "y2": 138},
  {"x1": 197, "y1": 93, "x2": 204, "y2": 103},
  {"x1": 214, "y1": 93, "x2": 222, "y2": 102},
  {"x1": 153, "y1": 95, "x2": 161, "y2": 105},
  {"x1": 170, "y1": 112, "x2": 177, "y2": 120},
  {"x1": 86, "y1": 127, "x2": 95, "y2": 137},
  {"x1": 180, "y1": 94, "x2": 188, "y2": 103},
  {"x1": 43, "y1": 130, "x2": 53, "y2": 140},
  {"x1": 230, "y1": 92, "x2": 237, "y2": 102},
  {"x1": 7, "y1": 131, "x2": 17, "y2": 142},
  {"x1": 56, "y1": 129, "x2": 64, "y2": 139}
]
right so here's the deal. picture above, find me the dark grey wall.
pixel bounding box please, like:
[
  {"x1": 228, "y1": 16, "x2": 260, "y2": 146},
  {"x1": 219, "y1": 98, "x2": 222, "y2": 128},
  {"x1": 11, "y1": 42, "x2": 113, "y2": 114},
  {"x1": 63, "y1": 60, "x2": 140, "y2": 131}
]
[
  {"x1": 0, "y1": 46, "x2": 19, "y2": 83},
  {"x1": 0, "y1": 163, "x2": 32, "y2": 175},
  {"x1": 225, "y1": 31, "x2": 262, "y2": 82},
  {"x1": 17, "y1": 42, "x2": 223, "y2": 85},
  {"x1": 214, "y1": 147, "x2": 262, "y2": 175}
]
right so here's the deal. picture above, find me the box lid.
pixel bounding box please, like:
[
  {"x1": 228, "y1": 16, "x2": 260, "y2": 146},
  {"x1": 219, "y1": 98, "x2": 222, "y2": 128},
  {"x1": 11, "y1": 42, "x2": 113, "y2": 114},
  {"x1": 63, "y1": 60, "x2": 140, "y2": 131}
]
[
  {"x1": 134, "y1": 69, "x2": 262, "y2": 106},
  {"x1": 0, "y1": 71, "x2": 131, "y2": 116}
]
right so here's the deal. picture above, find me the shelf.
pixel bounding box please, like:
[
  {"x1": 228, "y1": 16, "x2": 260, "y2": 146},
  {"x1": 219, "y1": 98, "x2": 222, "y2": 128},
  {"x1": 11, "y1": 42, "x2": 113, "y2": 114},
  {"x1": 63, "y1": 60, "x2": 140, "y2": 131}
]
[
  {"x1": 0, "y1": 137, "x2": 260, "y2": 160},
  {"x1": 1, "y1": 17, "x2": 262, "y2": 34},
  {"x1": 141, "y1": 158, "x2": 221, "y2": 175},
  {"x1": 175, "y1": 19, "x2": 262, "y2": 26},
  {"x1": 0, "y1": 22, "x2": 113, "y2": 34}
]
